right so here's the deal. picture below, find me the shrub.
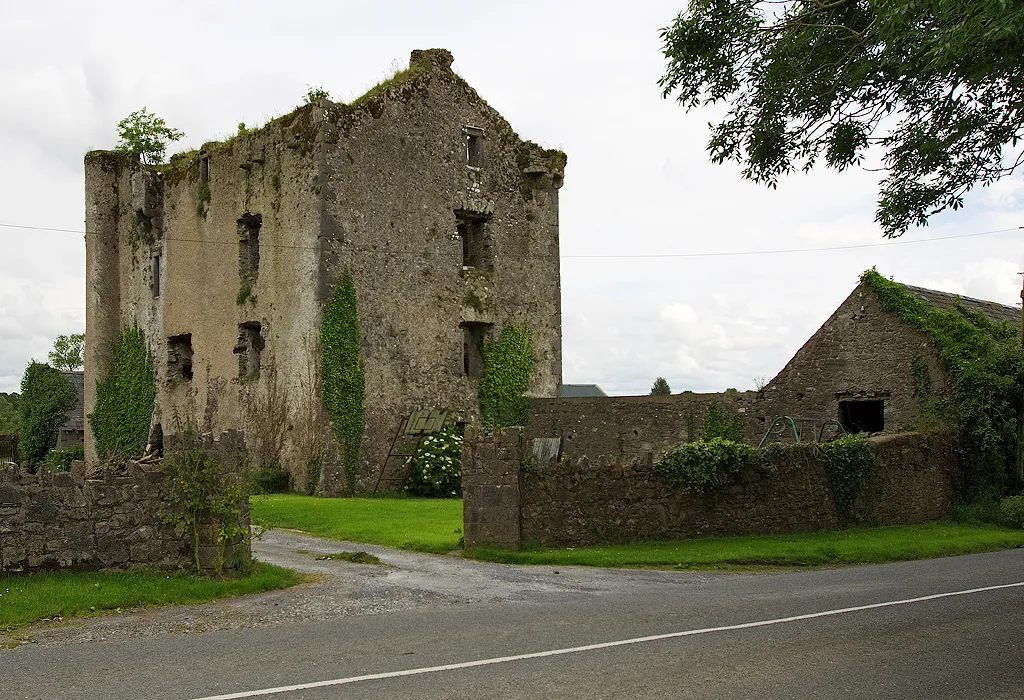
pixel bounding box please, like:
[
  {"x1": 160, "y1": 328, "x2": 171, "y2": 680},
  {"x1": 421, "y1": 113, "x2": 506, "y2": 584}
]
[
  {"x1": 654, "y1": 437, "x2": 757, "y2": 494},
  {"x1": 19, "y1": 362, "x2": 77, "y2": 466},
  {"x1": 405, "y1": 426, "x2": 463, "y2": 498},
  {"x1": 45, "y1": 444, "x2": 85, "y2": 471},
  {"x1": 998, "y1": 495, "x2": 1024, "y2": 529},
  {"x1": 163, "y1": 433, "x2": 250, "y2": 574},
  {"x1": 251, "y1": 461, "x2": 290, "y2": 494}
]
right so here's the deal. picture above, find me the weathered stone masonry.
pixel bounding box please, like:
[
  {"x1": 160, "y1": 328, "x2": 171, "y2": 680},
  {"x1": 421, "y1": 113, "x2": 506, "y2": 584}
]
[
  {"x1": 463, "y1": 428, "x2": 959, "y2": 549},
  {"x1": 85, "y1": 48, "x2": 565, "y2": 494},
  {"x1": 1, "y1": 463, "x2": 190, "y2": 572}
]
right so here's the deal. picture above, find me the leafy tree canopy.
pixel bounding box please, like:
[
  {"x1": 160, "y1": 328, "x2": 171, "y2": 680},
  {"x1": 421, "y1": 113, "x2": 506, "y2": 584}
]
[
  {"x1": 660, "y1": 0, "x2": 1024, "y2": 237},
  {"x1": 116, "y1": 108, "x2": 185, "y2": 165},
  {"x1": 19, "y1": 362, "x2": 77, "y2": 465},
  {"x1": 0, "y1": 392, "x2": 19, "y2": 434},
  {"x1": 651, "y1": 376, "x2": 673, "y2": 395},
  {"x1": 48, "y1": 333, "x2": 84, "y2": 372}
]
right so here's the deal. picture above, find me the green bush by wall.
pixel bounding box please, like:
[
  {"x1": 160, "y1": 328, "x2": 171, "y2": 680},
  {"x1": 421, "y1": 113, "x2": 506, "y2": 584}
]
[
  {"x1": 19, "y1": 362, "x2": 77, "y2": 466},
  {"x1": 89, "y1": 326, "x2": 156, "y2": 460}
]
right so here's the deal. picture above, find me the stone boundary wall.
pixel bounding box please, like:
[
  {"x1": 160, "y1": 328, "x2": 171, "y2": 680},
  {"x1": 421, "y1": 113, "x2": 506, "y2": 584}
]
[
  {"x1": 463, "y1": 429, "x2": 958, "y2": 549},
  {"x1": 0, "y1": 461, "x2": 249, "y2": 572}
]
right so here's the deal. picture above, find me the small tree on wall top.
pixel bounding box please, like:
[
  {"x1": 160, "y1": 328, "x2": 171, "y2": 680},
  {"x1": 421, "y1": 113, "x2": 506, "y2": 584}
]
[
  {"x1": 48, "y1": 333, "x2": 84, "y2": 372},
  {"x1": 116, "y1": 108, "x2": 185, "y2": 165},
  {"x1": 650, "y1": 377, "x2": 672, "y2": 395}
]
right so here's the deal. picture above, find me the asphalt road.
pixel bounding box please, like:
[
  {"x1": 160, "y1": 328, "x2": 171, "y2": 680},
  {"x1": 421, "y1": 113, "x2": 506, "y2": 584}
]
[{"x1": 2, "y1": 534, "x2": 1023, "y2": 700}]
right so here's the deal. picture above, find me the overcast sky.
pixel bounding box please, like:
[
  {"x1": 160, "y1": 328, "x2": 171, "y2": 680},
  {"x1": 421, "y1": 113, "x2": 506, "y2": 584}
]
[{"x1": 1, "y1": 1, "x2": 1021, "y2": 395}]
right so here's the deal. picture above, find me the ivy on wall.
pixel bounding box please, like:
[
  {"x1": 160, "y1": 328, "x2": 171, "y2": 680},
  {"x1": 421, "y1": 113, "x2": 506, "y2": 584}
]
[
  {"x1": 19, "y1": 362, "x2": 77, "y2": 466},
  {"x1": 817, "y1": 434, "x2": 876, "y2": 526},
  {"x1": 654, "y1": 437, "x2": 757, "y2": 494},
  {"x1": 321, "y1": 269, "x2": 365, "y2": 492},
  {"x1": 479, "y1": 322, "x2": 534, "y2": 429},
  {"x1": 861, "y1": 268, "x2": 1023, "y2": 500},
  {"x1": 89, "y1": 326, "x2": 156, "y2": 460}
]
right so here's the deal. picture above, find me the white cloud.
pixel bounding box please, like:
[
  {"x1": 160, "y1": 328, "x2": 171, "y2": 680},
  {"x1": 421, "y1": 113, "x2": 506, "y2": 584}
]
[{"x1": 0, "y1": 0, "x2": 1020, "y2": 396}]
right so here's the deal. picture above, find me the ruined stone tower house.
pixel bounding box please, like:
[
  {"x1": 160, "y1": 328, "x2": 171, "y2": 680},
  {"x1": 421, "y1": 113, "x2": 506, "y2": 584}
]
[{"x1": 84, "y1": 49, "x2": 566, "y2": 493}]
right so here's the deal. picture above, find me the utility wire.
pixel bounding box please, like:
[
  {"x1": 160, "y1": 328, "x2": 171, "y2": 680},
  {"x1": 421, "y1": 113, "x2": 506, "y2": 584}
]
[{"x1": 0, "y1": 222, "x2": 1018, "y2": 259}]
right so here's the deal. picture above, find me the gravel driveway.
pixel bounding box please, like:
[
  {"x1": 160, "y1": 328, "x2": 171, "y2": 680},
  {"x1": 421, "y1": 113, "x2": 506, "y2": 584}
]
[{"x1": 5, "y1": 528, "x2": 725, "y2": 649}]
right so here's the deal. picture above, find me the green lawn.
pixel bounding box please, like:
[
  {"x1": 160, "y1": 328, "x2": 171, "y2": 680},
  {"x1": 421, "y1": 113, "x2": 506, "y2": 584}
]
[
  {"x1": 251, "y1": 494, "x2": 464, "y2": 553},
  {"x1": 0, "y1": 563, "x2": 302, "y2": 630},
  {"x1": 467, "y1": 523, "x2": 1024, "y2": 570}
]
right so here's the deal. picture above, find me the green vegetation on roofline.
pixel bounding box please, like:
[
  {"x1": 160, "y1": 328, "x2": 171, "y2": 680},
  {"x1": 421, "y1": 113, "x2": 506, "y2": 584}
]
[
  {"x1": 860, "y1": 268, "x2": 1023, "y2": 501},
  {"x1": 0, "y1": 563, "x2": 302, "y2": 634},
  {"x1": 349, "y1": 65, "x2": 422, "y2": 107},
  {"x1": 250, "y1": 494, "x2": 463, "y2": 553},
  {"x1": 466, "y1": 523, "x2": 1024, "y2": 570}
]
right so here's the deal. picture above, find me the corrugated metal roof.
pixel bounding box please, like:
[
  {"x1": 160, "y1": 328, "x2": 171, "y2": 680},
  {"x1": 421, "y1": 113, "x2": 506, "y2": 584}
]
[{"x1": 902, "y1": 284, "x2": 1020, "y2": 327}]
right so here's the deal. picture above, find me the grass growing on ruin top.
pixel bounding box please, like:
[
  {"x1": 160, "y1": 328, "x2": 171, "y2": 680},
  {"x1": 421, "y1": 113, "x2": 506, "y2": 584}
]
[
  {"x1": 465, "y1": 523, "x2": 1024, "y2": 570},
  {"x1": 251, "y1": 494, "x2": 464, "y2": 553},
  {"x1": 0, "y1": 562, "x2": 302, "y2": 631}
]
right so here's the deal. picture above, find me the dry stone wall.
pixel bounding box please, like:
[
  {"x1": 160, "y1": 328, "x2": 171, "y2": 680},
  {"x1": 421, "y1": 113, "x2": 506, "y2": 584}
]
[
  {"x1": 0, "y1": 461, "x2": 248, "y2": 573},
  {"x1": 463, "y1": 429, "x2": 959, "y2": 548}
]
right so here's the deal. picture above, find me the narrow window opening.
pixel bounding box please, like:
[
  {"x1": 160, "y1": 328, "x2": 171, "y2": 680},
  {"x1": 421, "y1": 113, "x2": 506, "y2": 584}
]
[
  {"x1": 233, "y1": 322, "x2": 264, "y2": 379},
  {"x1": 152, "y1": 254, "x2": 161, "y2": 297},
  {"x1": 465, "y1": 126, "x2": 484, "y2": 168},
  {"x1": 167, "y1": 334, "x2": 194, "y2": 382},
  {"x1": 460, "y1": 322, "x2": 490, "y2": 379},
  {"x1": 839, "y1": 400, "x2": 884, "y2": 433},
  {"x1": 237, "y1": 213, "x2": 262, "y2": 284},
  {"x1": 454, "y1": 212, "x2": 492, "y2": 269},
  {"x1": 199, "y1": 156, "x2": 210, "y2": 185}
]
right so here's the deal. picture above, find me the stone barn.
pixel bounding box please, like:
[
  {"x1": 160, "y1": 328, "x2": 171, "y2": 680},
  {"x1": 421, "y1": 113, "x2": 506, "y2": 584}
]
[
  {"x1": 84, "y1": 48, "x2": 566, "y2": 493},
  {"x1": 525, "y1": 275, "x2": 1020, "y2": 453}
]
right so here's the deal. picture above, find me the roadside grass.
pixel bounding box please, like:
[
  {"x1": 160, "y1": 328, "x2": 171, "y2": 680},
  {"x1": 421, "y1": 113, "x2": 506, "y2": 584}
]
[
  {"x1": 251, "y1": 494, "x2": 463, "y2": 553},
  {"x1": 0, "y1": 563, "x2": 302, "y2": 630},
  {"x1": 466, "y1": 523, "x2": 1024, "y2": 570}
]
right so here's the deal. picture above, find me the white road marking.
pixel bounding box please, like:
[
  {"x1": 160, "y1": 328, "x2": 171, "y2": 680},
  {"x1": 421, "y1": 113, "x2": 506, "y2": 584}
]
[{"x1": 188, "y1": 580, "x2": 1024, "y2": 700}]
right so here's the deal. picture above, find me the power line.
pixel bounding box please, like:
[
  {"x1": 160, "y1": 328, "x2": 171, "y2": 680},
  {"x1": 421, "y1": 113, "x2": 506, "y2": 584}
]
[
  {"x1": 0, "y1": 222, "x2": 1018, "y2": 259},
  {"x1": 562, "y1": 227, "x2": 1021, "y2": 259}
]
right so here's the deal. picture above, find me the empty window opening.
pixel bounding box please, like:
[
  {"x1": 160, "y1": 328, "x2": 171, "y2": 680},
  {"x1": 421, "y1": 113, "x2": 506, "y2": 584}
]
[
  {"x1": 465, "y1": 126, "x2": 484, "y2": 168},
  {"x1": 167, "y1": 334, "x2": 194, "y2": 382},
  {"x1": 839, "y1": 400, "x2": 884, "y2": 433},
  {"x1": 461, "y1": 322, "x2": 490, "y2": 379},
  {"x1": 234, "y1": 322, "x2": 264, "y2": 379},
  {"x1": 152, "y1": 254, "x2": 161, "y2": 297},
  {"x1": 455, "y1": 212, "x2": 492, "y2": 269},
  {"x1": 238, "y1": 213, "x2": 262, "y2": 284},
  {"x1": 199, "y1": 156, "x2": 210, "y2": 185}
]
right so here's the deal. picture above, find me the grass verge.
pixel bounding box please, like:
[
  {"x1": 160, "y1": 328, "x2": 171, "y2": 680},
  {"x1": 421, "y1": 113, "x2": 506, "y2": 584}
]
[
  {"x1": 0, "y1": 562, "x2": 302, "y2": 630},
  {"x1": 251, "y1": 494, "x2": 463, "y2": 553},
  {"x1": 466, "y1": 523, "x2": 1024, "y2": 570}
]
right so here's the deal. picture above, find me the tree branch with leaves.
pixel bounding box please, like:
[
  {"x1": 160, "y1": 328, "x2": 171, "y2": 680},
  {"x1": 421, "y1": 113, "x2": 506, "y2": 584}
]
[{"x1": 660, "y1": 0, "x2": 1024, "y2": 237}]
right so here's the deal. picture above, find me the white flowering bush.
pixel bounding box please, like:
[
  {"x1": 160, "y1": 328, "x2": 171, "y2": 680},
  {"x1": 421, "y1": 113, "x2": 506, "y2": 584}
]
[{"x1": 404, "y1": 426, "x2": 463, "y2": 498}]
